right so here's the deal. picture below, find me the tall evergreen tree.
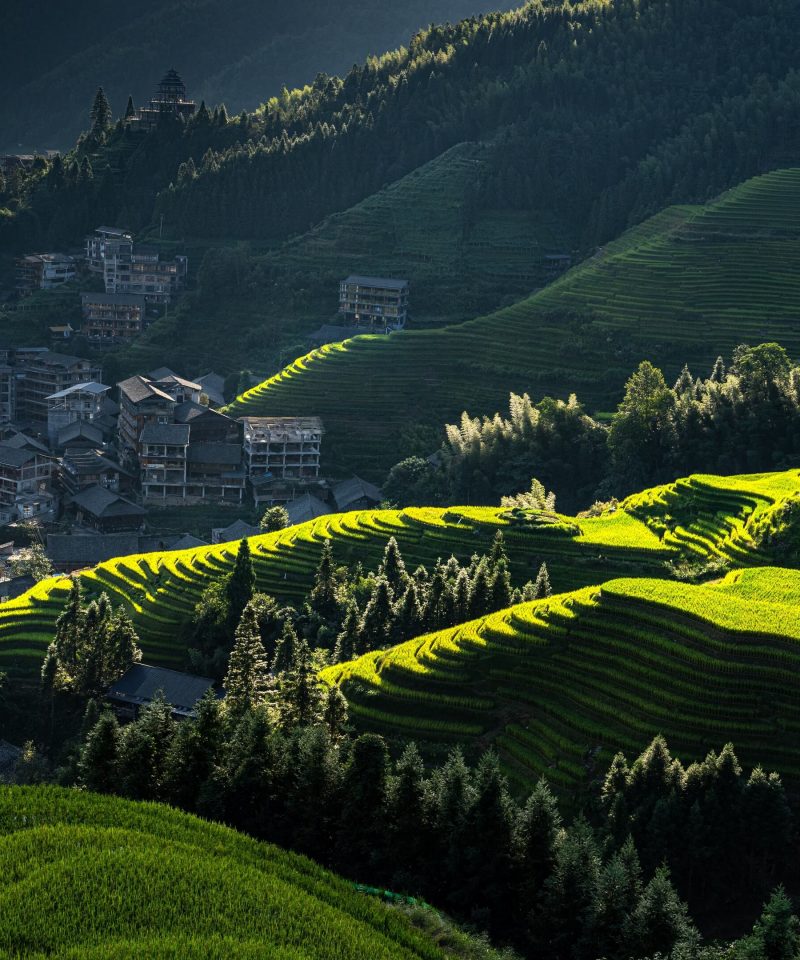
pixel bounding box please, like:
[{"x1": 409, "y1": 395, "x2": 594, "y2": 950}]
[
  {"x1": 224, "y1": 605, "x2": 270, "y2": 715},
  {"x1": 79, "y1": 712, "x2": 119, "y2": 793},
  {"x1": 532, "y1": 562, "x2": 552, "y2": 599},
  {"x1": 333, "y1": 602, "x2": 361, "y2": 662},
  {"x1": 90, "y1": 86, "x2": 112, "y2": 135},
  {"x1": 271, "y1": 619, "x2": 299, "y2": 674},
  {"x1": 379, "y1": 537, "x2": 408, "y2": 594},
  {"x1": 309, "y1": 540, "x2": 339, "y2": 622},
  {"x1": 358, "y1": 578, "x2": 394, "y2": 652},
  {"x1": 226, "y1": 538, "x2": 255, "y2": 630}
]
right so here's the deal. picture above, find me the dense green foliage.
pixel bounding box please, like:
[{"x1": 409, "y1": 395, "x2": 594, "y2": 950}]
[{"x1": 387, "y1": 342, "x2": 800, "y2": 511}]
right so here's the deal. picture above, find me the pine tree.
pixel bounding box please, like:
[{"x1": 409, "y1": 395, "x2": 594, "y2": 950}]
[
  {"x1": 271, "y1": 619, "x2": 299, "y2": 674},
  {"x1": 392, "y1": 582, "x2": 423, "y2": 642},
  {"x1": 224, "y1": 605, "x2": 270, "y2": 715},
  {"x1": 105, "y1": 607, "x2": 142, "y2": 686},
  {"x1": 532, "y1": 562, "x2": 552, "y2": 599},
  {"x1": 624, "y1": 866, "x2": 697, "y2": 958},
  {"x1": 743, "y1": 887, "x2": 800, "y2": 960},
  {"x1": 309, "y1": 540, "x2": 338, "y2": 622},
  {"x1": 358, "y1": 578, "x2": 394, "y2": 652},
  {"x1": 334, "y1": 602, "x2": 361, "y2": 662},
  {"x1": 79, "y1": 712, "x2": 119, "y2": 793},
  {"x1": 489, "y1": 529, "x2": 508, "y2": 569},
  {"x1": 90, "y1": 86, "x2": 112, "y2": 135},
  {"x1": 452, "y1": 568, "x2": 471, "y2": 622},
  {"x1": 226, "y1": 538, "x2": 255, "y2": 630},
  {"x1": 489, "y1": 558, "x2": 513, "y2": 611},
  {"x1": 322, "y1": 685, "x2": 348, "y2": 740},
  {"x1": 516, "y1": 777, "x2": 562, "y2": 913},
  {"x1": 124, "y1": 95, "x2": 135, "y2": 119},
  {"x1": 379, "y1": 537, "x2": 408, "y2": 594},
  {"x1": 468, "y1": 558, "x2": 492, "y2": 618},
  {"x1": 279, "y1": 638, "x2": 322, "y2": 728},
  {"x1": 710, "y1": 355, "x2": 726, "y2": 383}
]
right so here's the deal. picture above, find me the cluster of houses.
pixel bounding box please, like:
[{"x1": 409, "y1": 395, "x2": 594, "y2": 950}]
[{"x1": 0, "y1": 348, "x2": 381, "y2": 572}]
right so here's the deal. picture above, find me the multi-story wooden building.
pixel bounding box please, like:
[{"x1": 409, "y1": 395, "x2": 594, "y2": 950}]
[
  {"x1": 139, "y1": 422, "x2": 190, "y2": 501},
  {"x1": 338, "y1": 275, "x2": 409, "y2": 331},
  {"x1": 81, "y1": 292, "x2": 146, "y2": 343},
  {"x1": 117, "y1": 376, "x2": 177, "y2": 458}
]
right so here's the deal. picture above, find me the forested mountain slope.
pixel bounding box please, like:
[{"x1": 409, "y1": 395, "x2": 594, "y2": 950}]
[
  {"x1": 0, "y1": 786, "x2": 451, "y2": 959},
  {"x1": 228, "y1": 167, "x2": 800, "y2": 478},
  {"x1": 0, "y1": 0, "x2": 506, "y2": 153}
]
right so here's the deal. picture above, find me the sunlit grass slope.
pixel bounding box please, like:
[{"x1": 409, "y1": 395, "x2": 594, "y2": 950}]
[
  {"x1": 2, "y1": 469, "x2": 798, "y2": 691},
  {"x1": 228, "y1": 167, "x2": 800, "y2": 478},
  {"x1": 323, "y1": 564, "x2": 800, "y2": 792},
  {"x1": 0, "y1": 502, "x2": 672, "y2": 683},
  {"x1": 0, "y1": 786, "x2": 449, "y2": 959}
]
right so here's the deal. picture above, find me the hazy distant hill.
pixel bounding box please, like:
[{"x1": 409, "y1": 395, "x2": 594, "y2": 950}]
[{"x1": 0, "y1": 0, "x2": 513, "y2": 153}]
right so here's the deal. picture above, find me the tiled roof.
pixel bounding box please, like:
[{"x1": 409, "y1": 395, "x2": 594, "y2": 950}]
[
  {"x1": 332, "y1": 475, "x2": 383, "y2": 511},
  {"x1": 107, "y1": 663, "x2": 214, "y2": 718},
  {"x1": 71, "y1": 485, "x2": 145, "y2": 519},
  {"x1": 118, "y1": 375, "x2": 174, "y2": 405},
  {"x1": 140, "y1": 423, "x2": 190, "y2": 445}
]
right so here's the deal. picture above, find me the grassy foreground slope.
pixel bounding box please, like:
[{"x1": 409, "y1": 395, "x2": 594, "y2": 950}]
[
  {"x1": 227, "y1": 168, "x2": 800, "y2": 478},
  {"x1": 2, "y1": 469, "x2": 798, "y2": 690},
  {"x1": 0, "y1": 786, "x2": 448, "y2": 959},
  {"x1": 323, "y1": 565, "x2": 800, "y2": 793}
]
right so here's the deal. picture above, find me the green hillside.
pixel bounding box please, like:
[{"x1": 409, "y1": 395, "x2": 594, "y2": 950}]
[
  {"x1": 2, "y1": 468, "x2": 797, "y2": 697},
  {"x1": 323, "y1": 564, "x2": 800, "y2": 792},
  {"x1": 0, "y1": 785, "x2": 449, "y2": 959},
  {"x1": 227, "y1": 168, "x2": 800, "y2": 479}
]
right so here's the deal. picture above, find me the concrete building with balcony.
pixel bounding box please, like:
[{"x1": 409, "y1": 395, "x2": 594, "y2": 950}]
[
  {"x1": 85, "y1": 227, "x2": 133, "y2": 273},
  {"x1": 338, "y1": 275, "x2": 409, "y2": 331},
  {"x1": 0, "y1": 443, "x2": 55, "y2": 523},
  {"x1": 15, "y1": 351, "x2": 102, "y2": 427},
  {"x1": 241, "y1": 416, "x2": 323, "y2": 483},
  {"x1": 104, "y1": 245, "x2": 188, "y2": 306},
  {"x1": 81, "y1": 292, "x2": 146, "y2": 343},
  {"x1": 46, "y1": 381, "x2": 111, "y2": 447},
  {"x1": 139, "y1": 422, "x2": 190, "y2": 501},
  {"x1": 15, "y1": 254, "x2": 77, "y2": 296}
]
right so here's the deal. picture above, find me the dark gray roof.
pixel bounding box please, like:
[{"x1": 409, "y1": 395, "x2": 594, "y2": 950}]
[
  {"x1": 140, "y1": 423, "x2": 190, "y2": 445},
  {"x1": 343, "y1": 275, "x2": 409, "y2": 290},
  {"x1": 332, "y1": 475, "x2": 383, "y2": 511},
  {"x1": 187, "y1": 442, "x2": 241, "y2": 466},
  {"x1": 0, "y1": 444, "x2": 36, "y2": 468},
  {"x1": 286, "y1": 493, "x2": 332, "y2": 525},
  {"x1": 107, "y1": 663, "x2": 214, "y2": 718},
  {"x1": 147, "y1": 366, "x2": 179, "y2": 381},
  {"x1": 118, "y1": 376, "x2": 174, "y2": 405},
  {"x1": 171, "y1": 534, "x2": 209, "y2": 550},
  {"x1": 62, "y1": 449, "x2": 129, "y2": 477},
  {"x1": 94, "y1": 226, "x2": 130, "y2": 237},
  {"x1": 46, "y1": 381, "x2": 110, "y2": 400},
  {"x1": 47, "y1": 533, "x2": 141, "y2": 565},
  {"x1": 29, "y1": 350, "x2": 91, "y2": 369},
  {"x1": 215, "y1": 519, "x2": 259, "y2": 542},
  {"x1": 59, "y1": 423, "x2": 106, "y2": 449},
  {"x1": 72, "y1": 485, "x2": 145, "y2": 519},
  {"x1": 3, "y1": 432, "x2": 49, "y2": 454},
  {"x1": 81, "y1": 292, "x2": 146, "y2": 307},
  {"x1": 174, "y1": 400, "x2": 207, "y2": 423}
]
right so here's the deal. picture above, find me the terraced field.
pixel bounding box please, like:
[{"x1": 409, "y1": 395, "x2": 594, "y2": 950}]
[
  {"x1": 0, "y1": 786, "x2": 450, "y2": 959},
  {"x1": 262, "y1": 141, "x2": 567, "y2": 327},
  {"x1": 1, "y1": 469, "x2": 798, "y2": 697},
  {"x1": 323, "y1": 565, "x2": 800, "y2": 792},
  {"x1": 0, "y1": 502, "x2": 673, "y2": 686},
  {"x1": 227, "y1": 167, "x2": 800, "y2": 479}
]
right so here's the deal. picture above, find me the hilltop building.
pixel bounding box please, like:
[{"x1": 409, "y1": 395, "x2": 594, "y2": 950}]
[
  {"x1": 128, "y1": 69, "x2": 197, "y2": 132},
  {"x1": 15, "y1": 254, "x2": 77, "y2": 296},
  {"x1": 338, "y1": 275, "x2": 409, "y2": 331},
  {"x1": 81, "y1": 292, "x2": 146, "y2": 343}
]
